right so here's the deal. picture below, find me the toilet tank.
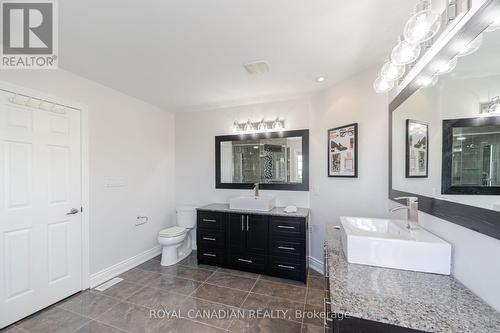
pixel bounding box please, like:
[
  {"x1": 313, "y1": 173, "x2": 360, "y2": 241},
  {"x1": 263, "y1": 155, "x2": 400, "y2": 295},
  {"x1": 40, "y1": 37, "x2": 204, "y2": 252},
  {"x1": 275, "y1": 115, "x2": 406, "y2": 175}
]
[{"x1": 176, "y1": 206, "x2": 196, "y2": 228}]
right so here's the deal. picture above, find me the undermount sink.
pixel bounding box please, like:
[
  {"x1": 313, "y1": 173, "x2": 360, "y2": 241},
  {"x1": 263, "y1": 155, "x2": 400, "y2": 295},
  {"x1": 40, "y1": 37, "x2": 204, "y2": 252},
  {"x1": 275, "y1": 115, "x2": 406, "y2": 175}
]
[
  {"x1": 340, "y1": 216, "x2": 451, "y2": 275},
  {"x1": 229, "y1": 195, "x2": 276, "y2": 211}
]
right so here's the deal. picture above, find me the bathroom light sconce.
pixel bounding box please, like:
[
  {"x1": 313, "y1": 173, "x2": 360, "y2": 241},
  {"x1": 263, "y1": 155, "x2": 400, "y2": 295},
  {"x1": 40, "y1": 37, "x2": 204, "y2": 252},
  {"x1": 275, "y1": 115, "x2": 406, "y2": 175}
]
[
  {"x1": 480, "y1": 96, "x2": 500, "y2": 114},
  {"x1": 232, "y1": 118, "x2": 285, "y2": 133}
]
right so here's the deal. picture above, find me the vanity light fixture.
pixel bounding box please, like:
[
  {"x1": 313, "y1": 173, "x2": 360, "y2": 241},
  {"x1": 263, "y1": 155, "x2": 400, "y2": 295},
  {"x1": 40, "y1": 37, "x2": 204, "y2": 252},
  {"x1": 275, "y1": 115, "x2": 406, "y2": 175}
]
[
  {"x1": 391, "y1": 37, "x2": 421, "y2": 65},
  {"x1": 380, "y1": 61, "x2": 406, "y2": 81},
  {"x1": 435, "y1": 56, "x2": 458, "y2": 74},
  {"x1": 272, "y1": 117, "x2": 284, "y2": 130},
  {"x1": 373, "y1": 76, "x2": 395, "y2": 93},
  {"x1": 244, "y1": 119, "x2": 255, "y2": 132},
  {"x1": 233, "y1": 121, "x2": 242, "y2": 133},
  {"x1": 481, "y1": 96, "x2": 500, "y2": 114},
  {"x1": 485, "y1": 11, "x2": 500, "y2": 32},
  {"x1": 257, "y1": 119, "x2": 267, "y2": 131},
  {"x1": 404, "y1": 0, "x2": 442, "y2": 44},
  {"x1": 457, "y1": 33, "x2": 483, "y2": 57}
]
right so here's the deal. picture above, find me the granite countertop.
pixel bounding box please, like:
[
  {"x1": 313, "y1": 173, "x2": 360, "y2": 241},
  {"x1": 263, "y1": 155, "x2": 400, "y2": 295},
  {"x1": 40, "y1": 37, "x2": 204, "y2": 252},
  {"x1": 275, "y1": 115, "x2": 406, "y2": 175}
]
[
  {"x1": 326, "y1": 225, "x2": 500, "y2": 333},
  {"x1": 197, "y1": 203, "x2": 309, "y2": 218}
]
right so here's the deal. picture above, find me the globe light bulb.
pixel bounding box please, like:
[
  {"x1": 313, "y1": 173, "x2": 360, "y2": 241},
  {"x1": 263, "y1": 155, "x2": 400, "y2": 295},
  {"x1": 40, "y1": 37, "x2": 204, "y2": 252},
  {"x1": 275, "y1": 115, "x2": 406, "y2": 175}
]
[
  {"x1": 272, "y1": 118, "x2": 283, "y2": 130},
  {"x1": 435, "y1": 57, "x2": 458, "y2": 75},
  {"x1": 391, "y1": 40, "x2": 421, "y2": 65},
  {"x1": 380, "y1": 61, "x2": 406, "y2": 81},
  {"x1": 485, "y1": 14, "x2": 500, "y2": 32},
  {"x1": 257, "y1": 120, "x2": 267, "y2": 131},
  {"x1": 244, "y1": 120, "x2": 254, "y2": 132},
  {"x1": 458, "y1": 33, "x2": 483, "y2": 57},
  {"x1": 233, "y1": 121, "x2": 241, "y2": 133},
  {"x1": 373, "y1": 77, "x2": 394, "y2": 93},
  {"x1": 404, "y1": 3, "x2": 441, "y2": 43},
  {"x1": 419, "y1": 74, "x2": 439, "y2": 88}
]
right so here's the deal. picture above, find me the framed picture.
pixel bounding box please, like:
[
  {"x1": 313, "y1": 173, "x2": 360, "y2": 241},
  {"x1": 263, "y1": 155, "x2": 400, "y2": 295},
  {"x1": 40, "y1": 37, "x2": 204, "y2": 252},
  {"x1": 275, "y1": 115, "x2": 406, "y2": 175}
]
[
  {"x1": 328, "y1": 123, "x2": 358, "y2": 177},
  {"x1": 406, "y1": 119, "x2": 428, "y2": 178}
]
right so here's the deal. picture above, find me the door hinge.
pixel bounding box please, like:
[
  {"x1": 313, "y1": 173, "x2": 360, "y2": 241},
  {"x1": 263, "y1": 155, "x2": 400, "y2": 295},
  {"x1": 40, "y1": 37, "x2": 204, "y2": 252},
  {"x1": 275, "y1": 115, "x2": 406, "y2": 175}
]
[{"x1": 81, "y1": 206, "x2": 83, "y2": 212}]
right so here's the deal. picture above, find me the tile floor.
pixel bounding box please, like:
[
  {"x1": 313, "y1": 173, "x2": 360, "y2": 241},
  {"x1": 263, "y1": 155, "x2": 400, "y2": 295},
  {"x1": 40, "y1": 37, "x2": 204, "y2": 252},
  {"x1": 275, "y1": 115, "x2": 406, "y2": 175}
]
[{"x1": 3, "y1": 252, "x2": 326, "y2": 333}]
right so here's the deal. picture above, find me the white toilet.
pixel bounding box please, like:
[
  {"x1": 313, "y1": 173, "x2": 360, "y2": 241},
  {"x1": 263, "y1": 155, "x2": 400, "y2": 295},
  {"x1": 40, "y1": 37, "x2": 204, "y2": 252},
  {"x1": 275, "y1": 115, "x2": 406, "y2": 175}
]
[{"x1": 157, "y1": 206, "x2": 196, "y2": 266}]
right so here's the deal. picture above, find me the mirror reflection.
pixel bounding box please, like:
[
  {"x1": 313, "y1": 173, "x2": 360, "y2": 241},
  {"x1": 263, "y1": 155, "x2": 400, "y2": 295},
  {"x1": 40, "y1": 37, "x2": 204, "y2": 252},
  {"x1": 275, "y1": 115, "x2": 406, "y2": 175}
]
[
  {"x1": 392, "y1": 29, "x2": 500, "y2": 209},
  {"x1": 220, "y1": 136, "x2": 304, "y2": 185}
]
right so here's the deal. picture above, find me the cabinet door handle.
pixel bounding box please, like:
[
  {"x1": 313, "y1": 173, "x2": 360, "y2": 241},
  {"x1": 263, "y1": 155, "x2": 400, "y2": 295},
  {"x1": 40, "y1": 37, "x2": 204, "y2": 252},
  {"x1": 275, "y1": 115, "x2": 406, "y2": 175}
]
[
  {"x1": 202, "y1": 253, "x2": 216, "y2": 257},
  {"x1": 237, "y1": 258, "x2": 253, "y2": 264},
  {"x1": 277, "y1": 225, "x2": 295, "y2": 229},
  {"x1": 246, "y1": 216, "x2": 249, "y2": 231},
  {"x1": 203, "y1": 219, "x2": 216, "y2": 223},
  {"x1": 202, "y1": 237, "x2": 216, "y2": 241},
  {"x1": 323, "y1": 298, "x2": 333, "y2": 327},
  {"x1": 277, "y1": 264, "x2": 295, "y2": 269},
  {"x1": 241, "y1": 216, "x2": 244, "y2": 231},
  {"x1": 277, "y1": 246, "x2": 295, "y2": 251}
]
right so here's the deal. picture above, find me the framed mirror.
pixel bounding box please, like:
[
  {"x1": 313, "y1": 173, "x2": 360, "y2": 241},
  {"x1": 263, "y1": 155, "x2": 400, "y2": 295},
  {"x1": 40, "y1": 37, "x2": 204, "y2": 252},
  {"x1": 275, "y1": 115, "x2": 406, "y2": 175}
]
[
  {"x1": 389, "y1": 0, "x2": 500, "y2": 240},
  {"x1": 215, "y1": 129, "x2": 309, "y2": 191}
]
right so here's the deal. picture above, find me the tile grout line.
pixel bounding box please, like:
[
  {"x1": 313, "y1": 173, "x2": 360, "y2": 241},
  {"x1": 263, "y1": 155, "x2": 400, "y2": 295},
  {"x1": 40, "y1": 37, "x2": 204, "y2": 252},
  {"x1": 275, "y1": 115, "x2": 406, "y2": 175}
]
[{"x1": 226, "y1": 273, "x2": 261, "y2": 332}]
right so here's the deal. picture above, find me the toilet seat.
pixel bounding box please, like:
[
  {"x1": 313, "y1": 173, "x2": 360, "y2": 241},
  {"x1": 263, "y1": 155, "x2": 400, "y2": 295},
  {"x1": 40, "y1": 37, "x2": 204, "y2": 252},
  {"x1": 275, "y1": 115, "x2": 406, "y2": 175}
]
[{"x1": 159, "y1": 226, "x2": 187, "y2": 238}]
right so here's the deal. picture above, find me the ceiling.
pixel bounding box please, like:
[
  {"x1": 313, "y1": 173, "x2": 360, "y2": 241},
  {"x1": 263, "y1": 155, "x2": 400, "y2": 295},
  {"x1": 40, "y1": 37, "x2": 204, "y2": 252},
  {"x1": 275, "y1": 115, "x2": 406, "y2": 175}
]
[{"x1": 59, "y1": 0, "x2": 418, "y2": 112}]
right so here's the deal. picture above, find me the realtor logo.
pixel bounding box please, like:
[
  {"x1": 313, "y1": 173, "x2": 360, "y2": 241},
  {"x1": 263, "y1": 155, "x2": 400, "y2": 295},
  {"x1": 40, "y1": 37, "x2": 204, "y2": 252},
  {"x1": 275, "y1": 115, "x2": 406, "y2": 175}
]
[{"x1": 1, "y1": 0, "x2": 58, "y2": 69}]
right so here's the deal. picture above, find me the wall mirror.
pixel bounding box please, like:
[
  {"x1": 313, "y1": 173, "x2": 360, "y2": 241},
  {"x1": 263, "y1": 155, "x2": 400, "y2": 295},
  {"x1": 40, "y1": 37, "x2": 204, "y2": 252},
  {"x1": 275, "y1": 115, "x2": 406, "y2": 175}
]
[
  {"x1": 390, "y1": 0, "x2": 500, "y2": 240},
  {"x1": 216, "y1": 129, "x2": 309, "y2": 191}
]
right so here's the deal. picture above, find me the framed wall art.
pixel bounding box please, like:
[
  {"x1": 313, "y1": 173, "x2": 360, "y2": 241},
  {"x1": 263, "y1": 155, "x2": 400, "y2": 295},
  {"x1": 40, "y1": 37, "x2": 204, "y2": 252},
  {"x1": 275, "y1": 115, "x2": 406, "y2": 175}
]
[
  {"x1": 328, "y1": 123, "x2": 358, "y2": 177},
  {"x1": 406, "y1": 119, "x2": 428, "y2": 178}
]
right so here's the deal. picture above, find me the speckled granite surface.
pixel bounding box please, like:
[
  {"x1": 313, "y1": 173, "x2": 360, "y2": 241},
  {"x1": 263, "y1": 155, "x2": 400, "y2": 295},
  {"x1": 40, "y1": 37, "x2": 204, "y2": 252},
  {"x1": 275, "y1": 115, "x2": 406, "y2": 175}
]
[
  {"x1": 197, "y1": 203, "x2": 309, "y2": 218},
  {"x1": 326, "y1": 225, "x2": 500, "y2": 333}
]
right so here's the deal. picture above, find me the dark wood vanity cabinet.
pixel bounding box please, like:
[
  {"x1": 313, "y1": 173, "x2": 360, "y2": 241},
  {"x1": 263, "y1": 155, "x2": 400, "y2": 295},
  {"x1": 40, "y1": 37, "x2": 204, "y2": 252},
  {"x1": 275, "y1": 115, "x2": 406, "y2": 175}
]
[{"x1": 197, "y1": 209, "x2": 308, "y2": 282}]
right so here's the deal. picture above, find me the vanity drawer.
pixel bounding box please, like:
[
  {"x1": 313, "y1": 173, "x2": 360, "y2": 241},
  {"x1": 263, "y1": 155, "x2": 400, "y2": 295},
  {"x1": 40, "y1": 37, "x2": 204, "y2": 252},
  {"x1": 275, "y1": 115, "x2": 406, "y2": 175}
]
[
  {"x1": 268, "y1": 256, "x2": 306, "y2": 282},
  {"x1": 197, "y1": 210, "x2": 225, "y2": 230},
  {"x1": 197, "y1": 229, "x2": 225, "y2": 248},
  {"x1": 197, "y1": 248, "x2": 225, "y2": 265},
  {"x1": 229, "y1": 252, "x2": 266, "y2": 272},
  {"x1": 269, "y1": 216, "x2": 305, "y2": 238},
  {"x1": 270, "y1": 237, "x2": 305, "y2": 258}
]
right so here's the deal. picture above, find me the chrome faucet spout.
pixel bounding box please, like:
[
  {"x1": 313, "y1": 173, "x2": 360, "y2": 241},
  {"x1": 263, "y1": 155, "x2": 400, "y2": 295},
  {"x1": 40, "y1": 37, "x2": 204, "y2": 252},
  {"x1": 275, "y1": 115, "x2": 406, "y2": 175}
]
[
  {"x1": 390, "y1": 197, "x2": 419, "y2": 230},
  {"x1": 254, "y1": 183, "x2": 259, "y2": 197}
]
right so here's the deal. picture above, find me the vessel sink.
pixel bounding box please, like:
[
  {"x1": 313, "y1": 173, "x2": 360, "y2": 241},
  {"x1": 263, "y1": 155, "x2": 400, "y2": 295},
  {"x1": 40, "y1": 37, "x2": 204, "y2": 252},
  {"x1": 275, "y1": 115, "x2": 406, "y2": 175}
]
[
  {"x1": 340, "y1": 216, "x2": 451, "y2": 275},
  {"x1": 229, "y1": 195, "x2": 276, "y2": 211}
]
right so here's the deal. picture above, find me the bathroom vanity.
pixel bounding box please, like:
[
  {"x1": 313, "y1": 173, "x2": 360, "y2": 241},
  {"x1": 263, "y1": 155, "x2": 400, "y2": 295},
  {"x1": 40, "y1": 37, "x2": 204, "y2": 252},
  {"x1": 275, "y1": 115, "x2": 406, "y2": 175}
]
[
  {"x1": 196, "y1": 203, "x2": 309, "y2": 282},
  {"x1": 324, "y1": 225, "x2": 500, "y2": 333}
]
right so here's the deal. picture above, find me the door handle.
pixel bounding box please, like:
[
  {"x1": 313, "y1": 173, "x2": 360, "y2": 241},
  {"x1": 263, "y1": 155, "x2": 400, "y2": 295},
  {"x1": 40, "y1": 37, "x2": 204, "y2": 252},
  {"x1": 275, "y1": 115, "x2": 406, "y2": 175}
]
[
  {"x1": 277, "y1": 246, "x2": 295, "y2": 251},
  {"x1": 277, "y1": 225, "x2": 295, "y2": 229},
  {"x1": 66, "y1": 208, "x2": 79, "y2": 215},
  {"x1": 202, "y1": 237, "x2": 216, "y2": 241},
  {"x1": 246, "y1": 216, "x2": 249, "y2": 231},
  {"x1": 202, "y1": 253, "x2": 216, "y2": 257},
  {"x1": 241, "y1": 216, "x2": 244, "y2": 231},
  {"x1": 277, "y1": 264, "x2": 295, "y2": 269}
]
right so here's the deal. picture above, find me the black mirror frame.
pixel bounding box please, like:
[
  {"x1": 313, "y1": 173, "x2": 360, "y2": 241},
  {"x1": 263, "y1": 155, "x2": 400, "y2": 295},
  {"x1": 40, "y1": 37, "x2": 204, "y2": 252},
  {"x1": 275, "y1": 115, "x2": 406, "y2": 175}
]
[
  {"x1": 215, "y1": 129, "x2": 309, "y2": 191},
  {"x1": 389, "y1": 0, "x2": 500, "y2": 241},
  {"x1": 442, "y1": 116, "x2": 500, "y2": 195}
]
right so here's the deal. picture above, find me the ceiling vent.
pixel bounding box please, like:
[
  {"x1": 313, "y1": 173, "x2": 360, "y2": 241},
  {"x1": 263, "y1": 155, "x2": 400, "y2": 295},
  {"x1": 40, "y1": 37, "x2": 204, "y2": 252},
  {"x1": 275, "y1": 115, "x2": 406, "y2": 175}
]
[{"x1": 243, "y1": 60, "x2": 271, "y2": 75}]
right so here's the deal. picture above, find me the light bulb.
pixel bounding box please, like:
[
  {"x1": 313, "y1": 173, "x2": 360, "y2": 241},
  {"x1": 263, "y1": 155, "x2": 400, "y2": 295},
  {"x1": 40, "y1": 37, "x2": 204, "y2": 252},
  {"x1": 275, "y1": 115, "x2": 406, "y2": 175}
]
[
  {"x1": 258, "y1": 120, "x2": 267, "y2": 131},
  {"x1": 485, "y1": 13, "x2": 500, "y2": 32},
  {"x1": 380, "y1": 61, "x2": 405, "y2": 81},
  {"x1": 435, "y1": 57, "x2": 458, "y2": 75},
  {"x1": 404, "y1": 4, "x2": 441, "y2": 43},
  {"x1": 373, "y1": 77, "x2": 394, "y2": 93},
  {"x1": 272, "y1": 118, "x2": 283, "y2": 130},
  {"x1": 244, "y1": 120, "x2": 254, "y2": 132},
  {"x1": 233, "y1": 121, "x2": 241, "y2": 133},
  {"x1": 457, "y1": 33, "x2": 483, "y2": 57},
  {"x1": 391, "y1": 40, "x2": 421, "y2": 65},
  {"x1": 418, "y1": 74, "x2": 439, "y2": 88}
]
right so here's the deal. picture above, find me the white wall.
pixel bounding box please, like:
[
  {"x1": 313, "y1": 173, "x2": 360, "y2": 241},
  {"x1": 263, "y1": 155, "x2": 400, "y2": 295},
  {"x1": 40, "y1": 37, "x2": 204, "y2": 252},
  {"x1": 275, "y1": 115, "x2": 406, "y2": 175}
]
[
  {"x1": 175, "y1": 98, "x2": 311, "y2": 208},
  {"x1": 0, "y1": 70, "x2": 176, "y2": 275},
  {"x1": 309, "y1": 69, "x2": 391, "y2": 261}
]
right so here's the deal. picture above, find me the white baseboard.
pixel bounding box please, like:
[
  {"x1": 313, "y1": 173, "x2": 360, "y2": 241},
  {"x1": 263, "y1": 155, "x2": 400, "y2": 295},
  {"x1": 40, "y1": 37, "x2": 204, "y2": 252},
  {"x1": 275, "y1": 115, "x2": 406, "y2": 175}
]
[
  {"x1": 309, "y1": 256, "x2": 324, "y2": 275},
  {"x1": 89, "y1": 245, "x2": 162, "y2": 288}
]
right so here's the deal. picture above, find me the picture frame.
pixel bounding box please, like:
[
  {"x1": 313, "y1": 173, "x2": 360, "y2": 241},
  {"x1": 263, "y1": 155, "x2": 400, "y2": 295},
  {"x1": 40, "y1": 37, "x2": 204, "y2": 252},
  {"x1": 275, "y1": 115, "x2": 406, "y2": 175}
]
[
  {"x1": 328, "y1": 123, "x2": 358, "y2": 177},
  {"x1": 406, "y1": 119, "x2": 428, "y2": 178}
]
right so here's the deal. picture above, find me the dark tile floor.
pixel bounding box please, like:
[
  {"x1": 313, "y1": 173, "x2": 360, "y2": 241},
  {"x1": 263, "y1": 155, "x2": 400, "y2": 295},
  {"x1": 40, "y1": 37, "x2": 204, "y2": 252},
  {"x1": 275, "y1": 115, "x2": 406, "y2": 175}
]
[{"x1": 3, "y1": 252, "x2": 326, "y2": 333}]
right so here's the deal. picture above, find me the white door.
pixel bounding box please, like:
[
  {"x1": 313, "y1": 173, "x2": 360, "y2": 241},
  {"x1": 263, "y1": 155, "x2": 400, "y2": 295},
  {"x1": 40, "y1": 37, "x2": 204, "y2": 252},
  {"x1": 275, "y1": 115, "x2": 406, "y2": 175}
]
[{"x1": 0, "y1": 90, "x2": 82, "y2": 328}]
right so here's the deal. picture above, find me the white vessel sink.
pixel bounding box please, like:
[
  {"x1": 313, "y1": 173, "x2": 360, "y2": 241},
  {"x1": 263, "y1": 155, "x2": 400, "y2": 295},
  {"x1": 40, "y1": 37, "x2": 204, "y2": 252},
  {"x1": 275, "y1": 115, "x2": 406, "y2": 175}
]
[
  {"x1": 229, "y1": 195, "x2": 276, "y2": 212},
  {"x1": 340, "y1": 216, "x2": 451, "y2": 275}
]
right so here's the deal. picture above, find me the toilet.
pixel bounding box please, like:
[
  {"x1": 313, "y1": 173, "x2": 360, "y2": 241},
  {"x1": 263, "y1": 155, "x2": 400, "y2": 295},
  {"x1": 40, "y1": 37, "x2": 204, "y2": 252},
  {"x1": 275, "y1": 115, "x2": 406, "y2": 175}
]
[{"x1": 157, "y1": 206, "x2": 196, "y2": 266}]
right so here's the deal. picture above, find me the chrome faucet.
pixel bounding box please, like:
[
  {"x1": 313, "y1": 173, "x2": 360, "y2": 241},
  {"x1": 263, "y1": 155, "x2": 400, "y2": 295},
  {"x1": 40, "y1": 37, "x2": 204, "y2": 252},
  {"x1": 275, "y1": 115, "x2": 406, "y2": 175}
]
[
  {"x1": 254, "y1": 183, "x2": 259, "y2": 197},
  {"x1": 390, "y1": 197, "x2": 419, "y2": 230}
]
